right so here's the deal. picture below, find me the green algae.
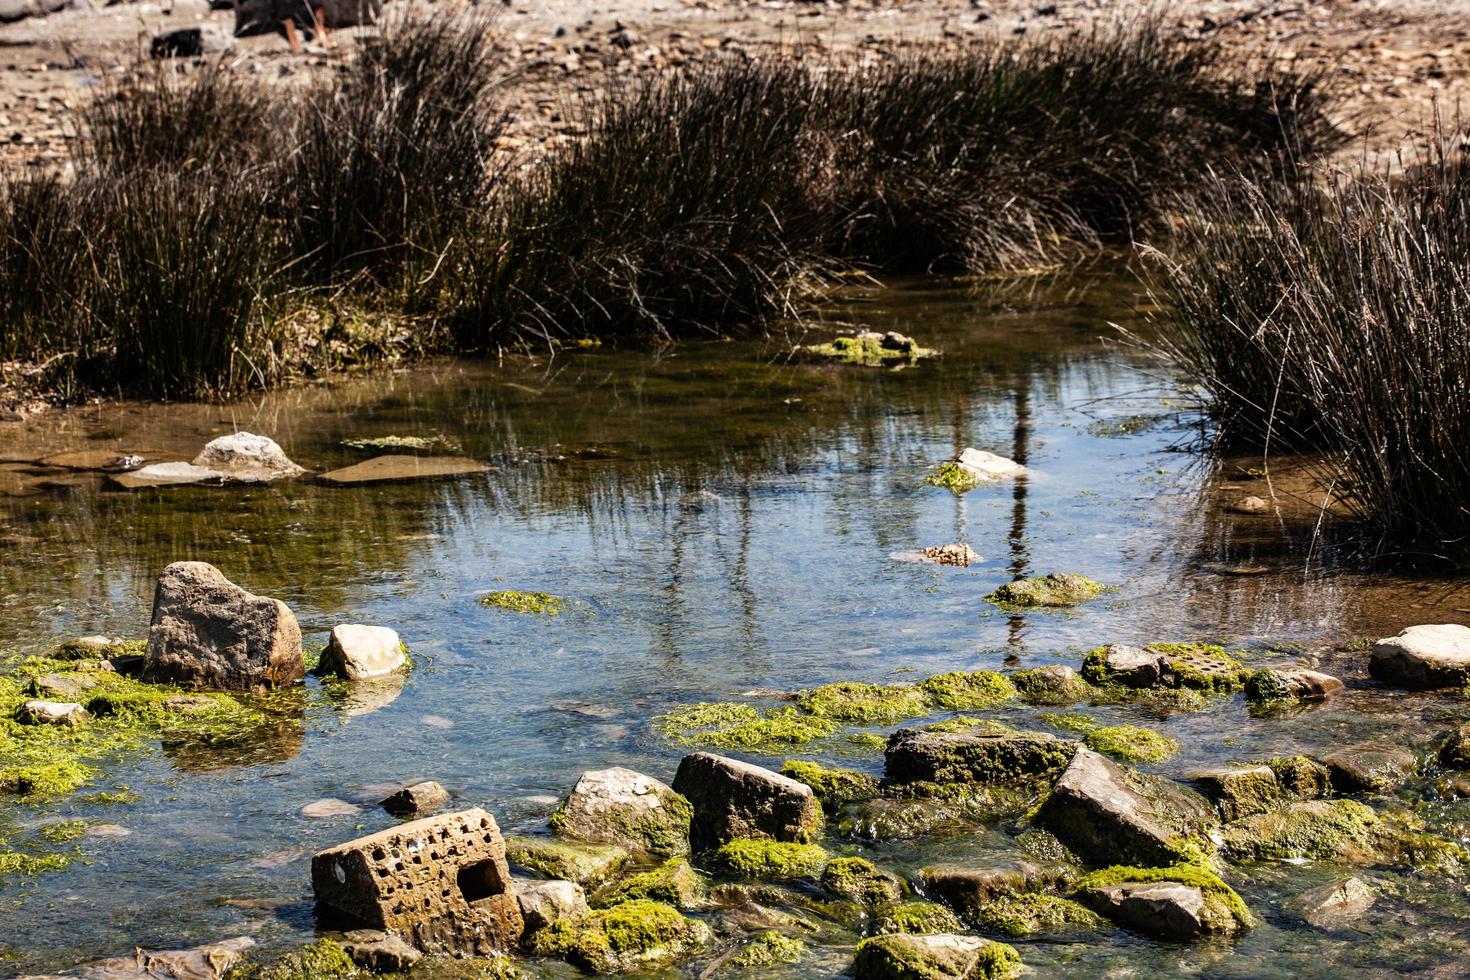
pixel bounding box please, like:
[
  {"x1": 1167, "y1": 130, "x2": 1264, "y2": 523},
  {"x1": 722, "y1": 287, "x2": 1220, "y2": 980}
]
[
  {"x1": 918, "y1": 671, "x2": 1017, "y2": 711},
  {"x1": 854, "y1": 934, "x2": 1023, "y2": 980},
  {"x1": 531, "y1": 899, "x2": 709, "y2": 973},
  {"x1": 875, "y1": 901, "x2": 964, "y2": 935},
  {"x1": 926, "y1": 461, "x2": 983, "y2": 494},
  {"x1": 780, "y1": 760, "x2": 880, "y2": 807},
  {"x1": 1220, "y1": 800, "x2": 1379, "y2": 863},
  {"x1": 726, "y1": 931, "x2": 806, "y2": 969},
  {"x1": 1011, "y1": 666, "x2": 1094, "y2": 705},
  {"x1": 657, "y1": 702, "x2": 836, "y2": 752},
  {"x1": 226, "y1": 939, "x2": 355, "y2": 980},
  {"x1": 713, "y1": 839, "x2": 829, "y2": 880},
  {"x1": 1071, "y1": 863, "x2": 1254, "y2": 929},
  {"x1": 507, "y1": 836, "x2": 629, "y2": 888},
  {"x1": 658, "y1": 702, "x2": 761, "y2": 739},
  {"x1": 594, "y1": 857, "x2": 707, "y2": 909},
  {"x1": 796, "y1": 682, "x2": 931, "y2": 724},
  {"x1": 847, "y1": 732, "x2": 888, "y2": 750},
  {"x1": 342, "y1": 433, "x2": 463, "y2": 453},
  {"x1": 821, "y1": 856, "x2": 904, "y2": 907},
  {"x1": 0, "y1": 758, "x2": 94, "y2": 799},
  {"x1": 975, "y1": 893, "x2": 1105, "y2": 937},
  {"x1": 1264, "y1": 755, "x2": 1332, "y2": 799},
  {"x1": 1037, "y1": 711, "x2": 1098, "y2": 734},
  {"x1": 39, "y1": 819, "x2": 87, "y2": 844},
  {"x1": 0, "y1": 848, "x2": 73, "y2": 877},
  {"x1": 481, "y1": 590, "x2": 563, "y2": 615},
  {"x1": 54, "y1": 638, "x2": 145, "y2": 661},
  {"x1": 984, "y1": 573, "x2": 1105, "y2": 610},
  {"x1": 923, "y1": 716, "x2": 1015, "y2": 735},
  {"x1": 799, "y1": 333, "x2": 937, "y2": 367},
  {"x1": 1162, "y1": 644, "x2": 1248, "y2": 693},
  {"x1": 1083, "y1": 725, "x2": 1179, "y2": 764}
]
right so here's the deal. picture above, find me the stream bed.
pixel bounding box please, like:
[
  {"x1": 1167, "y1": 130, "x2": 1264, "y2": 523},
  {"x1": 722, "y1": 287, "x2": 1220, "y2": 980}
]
[{"x1": 2, "y1": 277, "x2": 1469, "y2": 977}]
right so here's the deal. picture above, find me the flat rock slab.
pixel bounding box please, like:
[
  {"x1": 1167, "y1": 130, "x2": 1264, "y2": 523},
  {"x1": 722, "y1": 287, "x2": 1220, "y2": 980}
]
[
  {"x1": 956, "y1": 447, "x2": 1026, "y2": 481},
  {"x1": 109, "y1": 462, "x2": 226, "y2": 490},
  {"x1": 1293, "y1": 876, "x2": 1377, "y2": 930},
  {"x1": 885, "y1": 728, "x2": 1077, "y2": 785},
  {"x1": 1036, "y1": 747, "x2": 1216, "y2": 867},
  {"x1": 1081, "y1": 880, "x2": 1237, "y2": 941},
  {"x1": 919, "y1": 864, "x2": 1044, "y2": 918},
  {"x1": 15, "y1": 700, "x2": 90, "y2": 726},
  {"x1": 672, "y1": 752, "x2": 822, "y2": 851},
  {"x1": 1371, "y1": 624, "x2": 1470, "y2": 689},
  {"x1": 319, "y1": 455, "x2": 487, "y2": 485},
  {"x1": 551, "y1": 766, "x2": 692, "y2": 857},
  {"x1": 38, "y1": 449, "x2": 152, "y2": 471},
  {"x1": 30, "y1": 936, "x2": 255, "y2": 979}
]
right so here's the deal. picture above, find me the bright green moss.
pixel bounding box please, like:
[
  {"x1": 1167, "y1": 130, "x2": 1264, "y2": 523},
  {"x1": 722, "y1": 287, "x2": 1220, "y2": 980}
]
[
  {"x1": 780, "y1": 760, "x2": 880, "y2": 807},
  {"x1": 1072, "y1": 864, "x2": 1254, "y2": 928},
  {"x1": 975, "y1": 893, "x2": 1104, "y2": 937},
  {"x1": 595, "y1": 857, "x2": 706, "y2": 909},
  {"x1": 1219, "y1": 800, "x2": 1379, "y2": 862},
  {"x1": 80, "y1": 787, "x2": 139, "y2": 806},
  {"x1": 0, "y1": 758, "x2": 94, "y2": 799},
  {"x1": 1037, "y1": 711, "x2": 1097, "y2": 734},
  {"x1": 1083, "y1": 725, "x2": 1179, "y2": 763},
  {"x1": 926, "y1": 461, "x2": 983, "y2": 494},
  {"x1": 1011, "y1": 666, "x2": 1094, "y2": 706},
  {"x1": 481, "y1": 590, "x2": 562, "y2": 615},
  {"x1": 799, "y1": 333, "x2": 936, "y2": 367},
  {"x1": 820, "y1": 856, "x2": 904, "y2": 907},
  {"x1": 0, "y1": 848, "x2": 73, "y2": 877},
  {"x1": 1163, "y1": 645, "x2": 1247, "y2": 693},
  {"x1": 854, "y1": 934, "x2": 1023, "y2": 980},
  {"x1": 658, "y1": 702, "x2": 761, "y2": 739},
  {"x1": 923, "y1": 716, "x2": 1014, "y2": 735},
  {"x1": 532, "y1": 899, "x2": 708, "y2": 973},
  {"x1": 53, "y1": 638, "x2": 145, "y2": 661},
  {"x1": 985, "y1": 573, "x2": 1105, "y2": 610},
  {"x1": 875, "y1": 901, "x2": 964, "y2": 935},
  {"x1": 39, "y1": 819, "x2": 87, "y2": 844},
  {"x1": 847, "y1": 732, "x2": 888, "y2": 750},
  {"x1": 232, "y1": 939, "x2": 356, "y2": 980},
  {"x1": 919, "y1": 671, "x2": 1017, "y2": 711},
  {"x1": 797, "y1": 682, "x2": 932, "y2": 724},
  {"x1": 727, "y1": 930, "x2": 806, "y2": 968},
  {"x1": 658, "y1": 703, "x2": 835, "y2": 752},
  {"x1": 713, "y1": 839, "x2": 829, "y2": 880}
]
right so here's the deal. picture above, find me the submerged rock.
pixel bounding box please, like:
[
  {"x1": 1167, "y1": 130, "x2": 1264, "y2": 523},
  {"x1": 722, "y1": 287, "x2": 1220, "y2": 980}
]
[
  {"x1": 318, "y1": 454, "x2": 487, "y2": 485},
  {"x1": 1439, "y1": 722, "x2": 1470, "y2": 769},
  {"x1": 1011, "y1": 665, "x2": 1093, "y2": 705},
  {"x1": 109, "y1": 461, "x2": 228, "y2": 489},
  {"x1": 1264, "y1": 755, "x2": 1333, "y2": 800},
  {"x1": 39, "y1": 936, "x2": 255, "y2": 979},
  {"x1": 141, "y1": 561, "x2": 304, "y2": 692},
  {"x1": 875, "y1": 901, "x2": 965, "y2": 936},
  {"x1": 1079, "y1": 879, "x2": 1238, "y2": 941},
  {"x1": 506, "y1": 836, "x2": 629, "y2": 889},
  {"x1": 1220, "y1": 800, "x2": 1380, "y2": 863},
  {"x1": 530, "y1": 899, "x2": 710, "y2": 972},
  {"x1": 318, "y1": 624, "x2": 406, "y2": 680},
  {"x1": 917, "y1": 543, "x2": 980, "y2": 566},
  {"x1": 340, "y1": 929, "x2": 422, "y2": 972},
  {"x1": 918, "y1": 864, "x2": 1047, "y2": 921},
  {"x1": 853, "y1": 933, "x2": 1022, "y2": 980},
  {"x1": 672, "y1": 752, "x2": 823, "y2": 851},
  {"x1": 1244, "y1": 668, "x2": 1344, "y2": 706},
  {"x1": 192, "y1": 431, "x2": 305, "y2": 482},
  {"x1": 1082, "y1": 642, "x2": 1247, "y2": 694},
  {"x1": 884, "y1": 728, "x2": 1077, "y2": 786},
  {"x1": 798, "y1": 330, "x2": 938, "y2": 367},
  {"x1": 311, "y1": 808, "x2": 522, "y2": 956},
  {"x1": 712, "y1": 838, "x2": 829, "y2": 880},
  {"x1": 1370, "y1": 624, "x2": 1470, "y2": 689},
  {"x1": 15, "y1": 699, "x2": 90, "y2": 727},
  {"x1": 974, "y1": 893, "x2": 1105, "y2": 937},
  {"x1": 516, "y1": 878, "x2": 589, "y2": 933},
  {"x1": 549, "y1": 766, "x2": 692, "y2": 858},
  {"x1": 1320, "y1": 742, "x2": 1417, "y2": 794},
  {"x1": 1036, "y1": 747, "x2": 1217, "y2": 867},
  {"x1": 821, "y1": 856, "x2": 905, "y2": 908},
  {"x1": 379, "y1": 780, "x2": 450, "y2": 817},
  {"x1": 1292, "y1": 876, "x2": 1377, "y2": 930},
  {"x1": 985, "y1": 573, "x2": 1105, "y2": 609},
  {"x1": 926, "y1": 449, "x2": 1025, "y2": 494},
  {"x1": 1186, "y1": 765, "x2": 1280, "y2": 820}
]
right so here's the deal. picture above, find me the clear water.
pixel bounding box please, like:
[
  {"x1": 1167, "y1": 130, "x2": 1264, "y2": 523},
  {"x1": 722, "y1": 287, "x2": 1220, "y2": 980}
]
[{"x1": 1, "y1": 277, "x2": 1468, "y2": 977}]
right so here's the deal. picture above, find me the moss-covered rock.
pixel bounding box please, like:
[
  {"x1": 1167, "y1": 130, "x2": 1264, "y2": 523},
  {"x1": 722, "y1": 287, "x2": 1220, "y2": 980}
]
[
  {"x1": 723, "y1": 930, "x2": 806, "y2": 969},
  {"x1": 796, "y1": 682, "x2": 931, "y2": 724},
  {"x1": 229, "y1": 939, "x2": 356, "y2": 980},
  {"x1": 506, "y1": 836, "x2": 629, "y2": 889},
  {"x1": 780, "y1": 760, "x2": 881, "y2": 807},
  {"x1": 922, "y1": 716, "x2": 1014, "y2": 735},
  {"x1": 712, "y1": 839, "x2": 829, "y2": 880},
  {"x1": 1439, "y1": 721, "x2": 1470, "y2": 769},
  {"x1": 1320, "y1": 742, "x2": 1417, "y2": 794},
  {"x1": 820, "y1": 856, "x2": 905, "y2": 908},
  {"x1": 1264, "y1": 755, "x2": 1332, "y2": 800},
  {"x1": 853, "y1": 933, "x2": 1023, "y2": 980},
  {"x1": 925, "y1": 462, "x2": 983, "y2": 494},
  {"x1": 594, "y1": 857, "x2": 707, "y2": 909},
  {"x1": 1081, "y1": 642, "x2": 1247, "y2": 694},
  {"x1": 530, "y1": 899, "x2": 710, "y2": 973},
  {"x1": 918, "y1": 671, "x2": 1017, "y2": 711},
  {"x1": 876, "y1": 901, "x2": 965, "y2": 936},
  {"x1": 1220, "y1": 800, "x2": 1379, "y2": 863},
  {"x1": 974, "y1": 892, "x2": 1105, "y2": 937},
  {"x1": 1186, "y1": 765, "x2": 1280, "y2": 820},
  {"x1": 481, "y1": 590, "x2": 562, "y2": 615},
  {"x1": 549, "y1": 767, "x2": 692, "y2": 858},
  {"x1": 984, "y1": 573, "x2": 1105, "y2": 610},
  {"x1": 799, "y1": 331, "x2": 936, "y2": 367},
  {"x1": 658, "y1": 703, "x2": 836, "y2": 753},
  {"x1": 885, "y1": 728, "x2": 1077, "y2": 786},
  {"x1": 1082, "y1": 725, "x2": 1179, "y2": 764},
  {"x1": 1011, "y1": 665, "x2": 1093, "y2": 706},
  {"x1": 1072, "y1": 863, "x2": 1254, "y2": 935}
]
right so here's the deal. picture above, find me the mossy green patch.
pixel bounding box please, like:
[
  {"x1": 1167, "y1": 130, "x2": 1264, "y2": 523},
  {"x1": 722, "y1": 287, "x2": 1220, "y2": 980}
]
[
  {"x1": 796, "y1": 682, "x2": 931, "y2": 724},
  {"x1": 820, "y1": 856, "x2": 904, "y2": 907},
  {"x1": 1072, "y1": 863, "x2": 1254, "y2": 929},
  {"x1": 0, "y1": 847, "x2": 73, "y2": 877},
  {"x1": 1162, "y1": 644, "x2": 1247, "y2": 693},
  {"x1": 594, "y1": 857, "x2": 706, "y2": 909},
  {"x1": 713, "y1": 839, "x2": 829, "y2": 880},
  {"x1": 726, "y1": 930, "x2": 806, "y2": 969},
  {"x1": 531, "y1": 899, "x2": 709, "y2": 973},
  {"x1": 39, "y1": 819, "x2": 87, "y2": 844},
  {"x1": 854, "y1": 934, "x2": 1023, "y2": 980},
  {"x1": 975, "y1": 893, "x2": 1104, "y2": 936},
  {"x1": 1011, "y1": 666, "x2": 1094, "y2": 705},
  {"x1": 1037, "y1": 711, "x2": 1098, "y2": 734},
  {"x1": 1083, "y1": 725, "x2": 1179, "y2": 764},
  {"x1": 985, "y1": 573, "x2": 1106, "y2": 610},
  {"x1": 507, "y1": 836, "x2": 628, "y2": 888},
  {"x1": 54, "y1": 638, "x2": 145, "y2": 661},
  {"x1": 875, "y1": 900, "x2": 964, "y2": 935},
  {"x1": 799, "y1": 333, "x2": 936, "y2": 367},
  {"x1": 918, "y1": 671, "x2": 1017, "y2": 711},
  {"x1": 847, "y1": 732, "x2": 888, "y2": 750},
  {"x1": 657, "y1": 703, "x2": 836, "y2": 753},
  {"x1": 0, "y1": 758, "x2": 94, "y2": 799},
  {"x1": 1220, "y1": 800, "x2": 1379, "y2": 863},
  {"x1": 780, "y1": 760, "x2": 880, "y2": 807},
  {"x1": 1263, "y1": 755, "x2": 1332, "y2": 799},
  {"x1": 481, "y1": 590, "x2": 562, "y2": 615},
  {"x1": 227, "y1": 938, "x2": 356, "y2": 980},
  {"x1": 926, "y1": 461, "x2": 983, "y2": 494},
  {"x1": 923, "y1": 716, "x2": 1015, "y2": 735}
]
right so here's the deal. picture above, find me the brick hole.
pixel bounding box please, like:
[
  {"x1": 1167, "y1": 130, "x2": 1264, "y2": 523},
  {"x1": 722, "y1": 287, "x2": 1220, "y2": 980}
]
[{"x1": 456, "y1": 858, "x2": 508, "y2": 904}]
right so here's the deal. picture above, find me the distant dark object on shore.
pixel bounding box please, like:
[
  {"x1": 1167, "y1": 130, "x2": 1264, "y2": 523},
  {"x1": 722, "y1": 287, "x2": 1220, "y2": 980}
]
[{"x1": 150, "y1": 27, "x2": 203, "y2": 59}]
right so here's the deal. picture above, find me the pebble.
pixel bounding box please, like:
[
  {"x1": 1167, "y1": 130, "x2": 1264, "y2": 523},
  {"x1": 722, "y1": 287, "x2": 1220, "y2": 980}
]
[{"x1": 300, "y1": 798, "x2": 362, "y2": 818}]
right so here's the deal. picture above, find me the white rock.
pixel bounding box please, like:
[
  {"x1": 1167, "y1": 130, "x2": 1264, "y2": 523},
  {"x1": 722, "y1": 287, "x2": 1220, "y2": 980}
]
[
  {"x1": 193, "y1": 431, "x2": 306, "y2": 482},
  {"x1": 1370, "y1": 624, "x2": 1470, "y2": 690},
  {"x1": 955, "y1": 447, "x2": 1026, "y2": 482},
  {"x1": 109, "y1": 461, "x2": 227, "y2": 489},
  {"x1": 15, "y1": 699, "x2": 90, "y2": 726},
  {"x1": 320, "y1": 624, "x2": 406, "y2": 680},
  {"x1": 516, "y1": 878, "x2": 589, "y2": 933}
]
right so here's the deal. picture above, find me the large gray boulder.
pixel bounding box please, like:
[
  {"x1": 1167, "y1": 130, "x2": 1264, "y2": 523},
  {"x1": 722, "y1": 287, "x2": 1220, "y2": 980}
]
[
  {"x1": 1370, "y1": 624, "x2": 1470, "y2": 689},
  {"x1": 192, "y1": 431, "x2": 305, "y2": 482},
  {"x1": 672, "y1": 753, "x2": 823, "y2": 851},
  {"x1": 1035, "y1": 748, "x2": 1216, "y2": 867},
  {"x1": 885, "y1": 729, "x2": 1077, "y2": 786},
  {"x1": 141, "y1": 562, "x2": 304, "y2": 692},
  {"x1": 550, "y1": 767, "x2": 692, "y2": 857}
]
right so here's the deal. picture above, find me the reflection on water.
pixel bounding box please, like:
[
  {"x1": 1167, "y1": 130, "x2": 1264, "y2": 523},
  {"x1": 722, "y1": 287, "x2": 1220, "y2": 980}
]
[{"x1": 1, "y1": 276, "x2": 1469, "y2": 977}]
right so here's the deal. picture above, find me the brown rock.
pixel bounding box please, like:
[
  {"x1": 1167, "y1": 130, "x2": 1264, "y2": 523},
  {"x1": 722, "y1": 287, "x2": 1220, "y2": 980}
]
[
  {"x1": 312, "y1": 807, "x2": 523, "y2": 956},
  {"x1": 318, "y1": 455, "x2": 486, "y2": 486},
  {"x1": 672, "y1": 753, "x2": 822, "y2": 851},
  {"x1": 1081, "y1": 880, "x2": 1239, "y2": 941},
  {"x1": 381, "y1": 780, "x2": 451, "y2": 817},
  {"x1": 141, "y1": 561, "x2": 303, "y2": 692}
]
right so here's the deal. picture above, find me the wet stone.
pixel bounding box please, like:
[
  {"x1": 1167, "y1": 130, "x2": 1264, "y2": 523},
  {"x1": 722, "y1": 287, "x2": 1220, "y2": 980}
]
[
  {"x1": 550, "y1": 766, "x2": 692, "y2": 857},
  {"x1": 319, "y1": 454, "x2": 487, "y2": 485},
  {"x1": 1370, "y1": 624, "x2": 1470, "y2": 689},
  {"x1": 192, "y1": 431, "x2": 305, "y2": 482},
  {"x1": 380, "y1": 780, "x2": 450, "y2": 817},
  {"x1": 1080, "y1": 880, "x2": 1238, "y2": 941},
  {"x1": 50, "y1": 937, "x2": 255, "y2": 978},
  {"x1": 1293, "y1": 876, "x2": 1377, "y2": 930},
  {"x1": 1011, "y1": 665, "x2": 1092, "y2": 705},
  {"x1": 853, "y1": 933, "x2": 1020, "y2": 980},
  {"x1": 311, "y1": 807, "x2": 523, "y2": 956},
  {"x1": 884, "y1": 728, "x2": 1077, "y2": 786},
  {"x1": 956, "y1": 447, "x2": 1025, "y2": 482},
  {"x1": 109, "y1": 461, "x2": 227, "y2": 489},
  {"x1": 341, "y1": 929, "x2": 422, "y2": 972},
  {"x1": 506, "y1": 836, "x2": 629, "y2": 889},
  {"x1": 319, "y1": 624, "x2": 406, "y2": 680},
  {"x1": 672, "y1": 752, "x2": 823, "y2": 851},
  {"x1": 1245, "y1": 668, "x2": 1344, "y2": 705},
  {"x1": 918, "y1": 865, "x2": 1039, "y2": 921},
  {"x1": 15, "y1": 699, "x2": 90, "y2": 726},
  {"x1": 516, "y1": 878, "x2": 588, "y2": 933},
  {"x1": 1320, "y1": 742, "x2": 1417, "y2": 794},
  {"x1": 1186, "y1": 765, "x2": 1280, "y2": 821},
  {"x1": 30, "y1": 672, "x2": 100, "y2": 701},
  {"x1": 1084, "y1": 644, "x2": 1165, "y2": 687}
]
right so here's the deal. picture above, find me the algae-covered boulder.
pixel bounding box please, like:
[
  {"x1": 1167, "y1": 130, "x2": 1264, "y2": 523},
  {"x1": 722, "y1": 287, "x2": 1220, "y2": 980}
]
[
  {"x1": 673, "y1": 753, "x2": 823, "y2": 850},
  {"x1": 780, "y1": 760, "x2": 880, "y2": 808},
  {"x1": 722, "y1": 930, "x2": 807, "y2": 970},
  {"x1": 853, "y1": 933, "x2": 1022, "y2": 980},
  {"x1": 799, "y1": 330, "x2": 937, "y2": 367},
  {"x1": 1370, "y1": 624, "x2": 1470, "y2": 689},
  {"x1": 550, "y1": 767, "x2": 693, "y2": 858},
  {"x1": 1186, "y1": 765, "x2": 1280, "y2": 821},
  {"x1": 985, "y1": 573, "x2": 1104, "y2": 610},
  {"x1": 1243, "y1": 667, "x2": 1343, "y2": 706},
  {"x1": 974, "y1": 892, "x2": 1105, "y2": 937},
  {"x1": 594, "y1": 857, "x2": 707, "y2": 909},
  {"x1": 1036, "y1": 748, "x2": 1217, "y2": 867},
  {"x1": 506, "y1": 836, "x2": 629, "y2": 889},
  {"x1": 1011, "y1": 665, "x2": 1093, "y2": 706},
  {"x1": 1219, "y1": 800, "x2": 1379, "y2": 863},
  {"x1": 918, "y1": 671, "x2": 1017, "y2": 710},
  {"x1": 1264, "y1": 755, "x2": 1332, "y2": 800},
  {"x1": 917, "y1": 865, "x2": 1045, "y2": 921},
  {"x1": 530, "y1": 899, "x2": 710, "y2": 972},
  {"x1": 517, "y1": 878, "x2": 589, "y2": 934},
  {"x1": 711, "y1": 838, "x2": 829, "y2": 880},
  {"x1": 1082, "y1": 725, "x2": 1178, "y2": 764},
  {"x1": 884, "y1": 728, "x2": 1077, "y2": 786},
  {"x1": 820, "y1": 856, "x2": 904, "y2": 908},
  {"x1": 1077, "y1": 877, "x2": 1242, "y2": 941},
  {"x1": 142, "y1": 561, "x2": 304, "y2": 692},
  {"x1": 795, "y1": 681, "x2": 931, "y2": 724},
  {"x1": 876, "y1": 901, "x2": 965, "y2": 936},
  {"x1": 1083, "y1": 642, "x2": 1248, "y2": 694},
  {"x1": 1320, "y1": 742, "x2": 1417, "y2": 794}
]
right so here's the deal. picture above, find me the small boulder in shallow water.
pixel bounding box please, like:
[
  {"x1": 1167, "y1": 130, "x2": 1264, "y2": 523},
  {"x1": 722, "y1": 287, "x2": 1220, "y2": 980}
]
[
  {"x1": 318, "y1": 454, "x2": 487, "y2": 485},
  {"x1": 853, "y1": 933, "x2": 1022, "y2": 980},
  {"x1": 1185, "y1": 765, "x2": 1280, "y2": 820},
  {"x1": 109, "y1": 461, "x2": 227, "y2": 489},
  {"x1": 926, "y1": 449, "x2": 1025, "y2": 493},
  {"x1": 1244, "y1": 667, "x2": 1343, "y2": 706},
  {"x1": 192, "y1": 431, "x2": 305, "y2": 482},
  {"x1": 672, "y1": 753, "x2": 823, "y2": 851},
  {"x1": 1370, "y1": 624, "x2": 1470, "y2": 689},
  {"x1": 985, "y1": 572, "x2": 1104, "y2": 609},
  {"x1": 884, "y1": 728, "x2": 1077, "y2": 786},
  {"x1": 341, "y1": 929, "x2": 422, "y2": 972},
  {"x1": 1292, "y1": 876, "x2": 1377, "y2": 930},
  {"x1": 380, "y1": 780, "x2": 450, "y2": 817},
  {"x1": 917, "y1": 543, "x2": 980, "y2": 566},
  {"x1": 506, "y1": 836, "x2": 629, "y2": 889},
  {"x1": 1078, "y1": 879, "x2": 1240, "y2": 941},
  {"x1": 1011, "y1": 665, "x2": 1093, "y2": 705},
  {"x1": 549, "y1": 766, "x2": 692, "y2": 857},
  {"x1": 1320, "y1": 742, "x2": 1417, "y2": 794},
  {"x1": 318, "y1": 624, "x2": 406, "y2": 680},
  {"x1": 15, "y1": 699, "x2": 90, "y2": 726}
]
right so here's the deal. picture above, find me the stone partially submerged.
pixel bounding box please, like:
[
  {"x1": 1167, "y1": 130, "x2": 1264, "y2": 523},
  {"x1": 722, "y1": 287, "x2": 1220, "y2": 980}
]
[
  {"x1": 926, "y1": 448, "x2": 1025, "y2": 494},
  {"x1": 1077, "y1": 877, "x2": 1242, "y2": 942},
  {"x1": 1370, "y1": 624, "x2": 1470, "y2": 689},
  {"x1": 853, "y1": 933, "x2": 1022, "y2": 980},
  {"x1": 673, "y1": 753, "x2": 823, "y2": 851},
  {"x1": 884, "y1": 728, "x2": 1077, "y2": 786},
  {"x1": 140, "y1": 561, "x2": 304, "y2": 692},
  {"x1": 311, "y1": 807, "x2": 522, "y2": 955},
  {"x1": 192, "y1": 431, "x2": 306, "y2": 482},
  {"x1": 984, "y1": 573, "x2": 1105, "y2": 610},
  {"x1": 550, "y1": 767, "x2": 693, "y2": 857},
  {"x1": 317, "y1": 624, "x2": 406, "y2": 680},
  {"x1": 318, "y1": 454, "x2": 487, "y2": 486}
]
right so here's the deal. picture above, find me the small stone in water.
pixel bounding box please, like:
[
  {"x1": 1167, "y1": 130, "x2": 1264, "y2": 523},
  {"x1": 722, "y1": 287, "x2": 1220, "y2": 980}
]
[
  {"x1": 85, "y1": 824, "x2": 132, "y2": 838},
  {"x1": 421, "y1": 714, "x2": 455, "y2": 729},
  {"x1": 301, "y1": 798, "x2": 362, "y2": 818},
  {"x1": 1228, "y1": 495, "x2": 1270, "y2": 514}
]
